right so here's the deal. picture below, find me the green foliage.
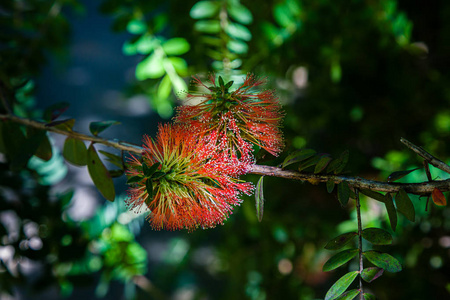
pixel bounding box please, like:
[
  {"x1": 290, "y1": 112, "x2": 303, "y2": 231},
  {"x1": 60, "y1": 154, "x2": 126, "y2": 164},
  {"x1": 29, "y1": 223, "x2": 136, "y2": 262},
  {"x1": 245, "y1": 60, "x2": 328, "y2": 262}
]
[
  {"x1": 89, "y1": 121, "x2": 121, "y2": 136},
  {"x1": 63, "y1": 137, "x2": 87, "y2": 166},
  {"x1": 255, "y1": 176, "x2": 265, "y2": 222},
  {"x1": 324, "y1": 271, "x2": 359, "y2": 300},
  {"x1": 322, "y1": 248, "x2": 358, "y2": 272},
  {"x1": 87, "y1": 143, "x2": 116, "y2": 201},
  {"x1": 324, "y1": 232, "x2": 357, "y2": 250},
  {"x1": 362, "y1": 250, "x2": 402, "y2": 273},
  {"x1": 361, "y1": 228, "x2": 393, "y2": 245}
]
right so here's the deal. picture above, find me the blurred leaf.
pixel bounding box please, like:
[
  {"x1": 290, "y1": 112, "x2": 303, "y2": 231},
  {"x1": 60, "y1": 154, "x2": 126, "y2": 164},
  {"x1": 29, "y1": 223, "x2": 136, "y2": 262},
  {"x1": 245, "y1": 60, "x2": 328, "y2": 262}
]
[
  {"x1": 432, "y1": 188, "x2": 447, "y2": 206},
  {"x1": 194, "y1": 20, "x2": 221, "y2": 34},
  {"x1": 126, "y1": 176, "x2": 143, "y2": 184},
  {"x1": 360, "y1": 189, "x2": 386, "y2": 203},
  {"x1": 87, "y1": 143, "x2": 115, "y2": 201},
  {"x1": 323, "y1": 248, "x2": 358, "y2": 272},
  {"x1": 157, "y1": 75, "x2": 172, "y2": 100},
  {"x1": 151, "y1": 171, "x2": 166, "y2": 180},
  {"x1": 29, "y1": 128, "x2": 52, "y2": 161},
  {"x1": 63, "y1": 137, "x2": 87, "y2": 166},
  {"x1": 361, "y1": 267, "x2": 384, "y2": 283},
  {"x1": 387, "y1": 168, "x2": 420, "y2": 182},
  {"x1": 282, "y1": 148, "x2": 316, "y2": 168},
  {"x1": 363, "y1": 293, "x2": 376, "y2": 300},
  {"x1": 324, "y1": 271, "x2": 359, "y2": 300},
  {"x1": 167, "y1": 57, "x2": 188, "y2": 76},
  {"x1": 46, "y1": 118, "x2": 75, "y2": 131},
  {"x1": 136, "y1": 35, "x2": 157, "y2": 55},
  {"x1": 43, "y1": 101, "x2": 70, "y2": 122},
  {"x1": 274, "y1": 3, "x2": 295, "y2": 28},
  {"x1": 190, "y1": 1, "x2": 219, "y2": 19},
  {"x1": 162, "y1": 38, "x2": 190, "y2": 55},
  {"x1": 145, "y1": 178, "x2": 153, "y2": 201},
  {"x1": 228, "y1": 3, "x2": 253, "y2": 24},
  {"x1": 143, "y1": 162, "x2": 160, "y2": 177},
  {"x1": 314, "y1": 155, "x2": 332, "y2": 173},
  {"x1": 337, "y1": 181, "x2": 350, "y2": 206},
  {"x1": 325, "y1": 232, "x2": 357, "y2": 250},
  {"x1": 395, "y1": 189, "x2": 415, "y2": 221},
  {"x1": 99, "y1": 150, "x2": 122, "y2": 168},
  {"x1": 255, "y1": 176, "x2": 265, "y2": 222},
  {"x1": 384, "y1": 193, "x2": 397, "y2": 231},
  {"x1": 336, "y1": 289, "x2": 360, "y2": 300},
  {"x1": 89, "y1": 120, "x2": 120, "y2": 136},
  {"x1": 226, "y1": 22, "x2": 252, "y2": 41},
  {"x1": 127, "y1": 19, "x2": 146, "y2": 35},
  {"x1": 327, "y1": 179, "x2": 335, "y2": 193},
  {"x1": 227, "y1": 39, "x2": 248, "y2": 54},
  {"x1": 136, "y1": 53, "x2": 165, "y2": 80},
  {"x1": 109, "y1": 169, "x2": 124, "y2": 178},
  {"x1": 361, "y1": 228, "x2": 392, "y2": 245},
  {"x1": 363, "y1": 250, "x2": 402, "y2": 273}
]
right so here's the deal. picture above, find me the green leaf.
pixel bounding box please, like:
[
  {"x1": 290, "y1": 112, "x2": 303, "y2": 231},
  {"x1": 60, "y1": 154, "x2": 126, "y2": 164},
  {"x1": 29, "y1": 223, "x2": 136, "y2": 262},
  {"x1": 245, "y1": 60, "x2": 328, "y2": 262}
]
[
  {"x1": 361, "y1": 228, "x2": 393, "y2": 245},
  {"x1": 395, "y1": 189, "x2": 415, "y2": 222},
  {"x1": 151, "y1": 171, "x2": 166, "y2": 180},
  {"x1": 126, "y1": 19, "x2": 146, "y2": 35},
  {"x1": 361, "y1": 267, "x2": 384, "y2": 283},
  {"x1": 43, "y1": 102, "x2": 70, "y2": 122},
  {"x1": 167, "y1": 57, "x2": 188, "y2": 76},
  {"x1": 335, "y1": 150, "x2": 349, "y2": 174},
  {"x1": 145, "y1": 178, "x2": 153, "y2": 201},
  {"x1": 363, "y1": 293, "x2": 376, "y2": 300},
  {"x1": 337, "y1": 181, "x2": 350, "y2": 206},
  {"x1": 143, "y1": 162, "x2": 160, "y2": 177},
  {"x1": 225, "y1": 22, "x2": 252, "y2": 41},
  {"x1": 157, "y1": 75, "x2": 172, "y2": 100},
  {"x1": 336, "y1": 289, "x2": 360, "y2": 300},
  {"x1": 99, "y1": 150, "x2": 123, "y2": 168},
  {"x1": 228, "y1": 3, "x2": 253, "y2": 24},
  {"x1": 363, "y1": 250, "x2": 402, "y2": 273},
  {"x1": 136, "y1": 52, "x2": 165, "y2": 80},
  {"x1": 384, "y1": 193, "x2": 397, "y2": 231},
  {"x1": 136, "y1": 35, "x2": 156, "y2": 55},
  {"x1": 323, "y1": 249, "x2": 358, "y2": 272},
  {"x1": 281, "y1": 148, "x2": 316, "y2": 168},
  {"x1": 326, "y1": 179, "x2": 335, "y2": 193},
  {"x1": 34, "y1": 133, "x2": 53, "y2": 161},
  {"x1": 126, "y1": 176, "x2": 143, "y2": 184},
  {"x1": 324, "y1": 271, "x2": 359, "y2": 300},
  {"x1": 63, "y1": 137, "x2": 87, "y2": 166},
  {"x1": 387, "y1": 168, "x2": 420, "y2": 182},
  {"x1": 87, "y1": 144, "x2": 115, "y2": 201},
  {"x1": 325, "y1": 232, "x2": 357, "y2": 250},
  {"x1": 314, "y1": 155, "x2": 332, "y2": 174},
  {"x1": 227, "y1": 39, "x2": 248, "y2": 54},
  {"x1": 108, "y1": 169, "x2": 124, "y2": 178},
  {"x1": 359, "y1": 189, "x2": 386, "y2": 203},
  {"x1": 46, "y1": 118, "x2": 75, "y2": 131},
  {"x1": 274, "y1": 3, "x2": 295, "y2": 28},
  {"x1": 89, "y1": 120, "x2": 120, "y2": 136},
  {"x1": 190, "y1": 1, "x2": 219, "y2": 19},
  {"x1": 298, "y1": 153, "x2": 322, "y2": 171},
  {"x1": 194, "y1": 20, "x2": 221, "y2": 34},
  {"x1": 161, "y1": 38, "x2": 190, "y2": 55},
  {"x1": 255, "y1": 176, "x2": 265, "y2": 222}
]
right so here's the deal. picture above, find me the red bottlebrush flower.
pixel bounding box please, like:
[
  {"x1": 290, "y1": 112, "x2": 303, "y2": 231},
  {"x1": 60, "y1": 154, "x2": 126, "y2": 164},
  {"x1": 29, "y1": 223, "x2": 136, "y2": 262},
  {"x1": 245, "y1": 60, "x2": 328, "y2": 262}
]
[
  {"x1": 125, "y1": 124, "x2": 253, "y2": 231},
  {"x1": 174, "y1": 73, "x2": 284, "y2": 168}
]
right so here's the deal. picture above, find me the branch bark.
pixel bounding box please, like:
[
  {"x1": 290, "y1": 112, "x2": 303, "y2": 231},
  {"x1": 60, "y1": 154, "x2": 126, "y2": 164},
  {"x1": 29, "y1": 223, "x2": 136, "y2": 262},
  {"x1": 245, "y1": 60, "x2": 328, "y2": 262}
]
[{"x1": 2, "y1": 114, "x2": 450, "y2": 195}]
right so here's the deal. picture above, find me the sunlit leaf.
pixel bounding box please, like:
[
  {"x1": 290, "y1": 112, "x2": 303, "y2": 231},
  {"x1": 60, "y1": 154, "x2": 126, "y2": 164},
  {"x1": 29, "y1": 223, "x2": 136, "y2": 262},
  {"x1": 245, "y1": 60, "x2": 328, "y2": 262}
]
[
  {"x1": 281, "y1": 148, "x2": 316, "y2": 168},
  {"x1": 324, "y1": 271, "x2": 359, "y2": 300},
  {"x1": 226, "y1": 22, "x2": 252, "y2": 41},
  {"x1": 327, "y1": 179, "x2": 335, "y2": 193},
  {"x1": 190, "y1": 1, "x2": 219, "y2": 19},
  {"x1": 361, "y1": 228, "x2": 392, "y2": 245},
  {"x1": 63, "y1": 137, "x2": 87, "y2": 166},
  {"x1": 360, "y1": 189, "x2": 386, "y2": 203},
  {"x1": 136, "y1": 52, "x2": 165, "y2": 80},
  {"x1": 167, "y1": 57, "x2": 188, "y2": 76},
  {"x1": 387, "y1": 168, "x2": 420, "y2": 182},
  {"x1": 162, "y1": 38, "x2": 190, "y2": 55},
  {"x1": 136, "y1": 35, "x2": 156, "y2": 55},
  {"x1": 126, "y1": 19, "x2": 146, "y2": 35},
  {"x1": 361, "y1": 267, "x2": 384, "y2": 283},
  {"x1": 227, "y1": 39, "x2": 248, "y2": 54},
  {"x1": 255, "y1": 176, "x2": 265, "y2": 222},
  {"x1": 363, "y1": 293, "x2": 376, "y2": 300},
  {"x1": 323, "y1": 249, "x2": 358, "y2": 272},
  {"x1": 228, "y1": 3, "x2": 252, "y2": 24},
  {"x1": 194, "y1": 20, "x2": 221, "y2": 34},
  {"x1": 157, "y1": 75, "x2": 172, "y2": 100},
  {"x1": 46, "y1": 118, "x2": 75, "y2": 131},
  {"x1": 335, "y1": 289, "x2": 360, "y2": 300},
  {"x1": 325, "y1": 232, "x2": 357, "y2": 250},
  {"x1": 87, "y1": 143, "x2": 115, "y2": 201},
  {"x1": 274, "y1": 3, "x2": 295, "y2": 28},
  {"x1": 314, "y1": 155, "x2": 332, "y2": 174},
  {"x1": 395, "y1": 189, "x2": 415, "y2": 221},
  {"x1": 384, "y1": 193, "x2": 397, "y2": 231},
  {"x1": 363, "y1": 250, "x2": 402, "y2": 273},
  {"x1": 432, "y1": 188, "x2": 447, "y2": 206},
  {"x1": 43, "y1": 101, "x2": 70, "y2": 122},
  {"x1": 337, "y1": 181, "x2": 350, "y2": 206},
  {"x1": 89, "y1": 120, "x2": 120, "y2": 136}
]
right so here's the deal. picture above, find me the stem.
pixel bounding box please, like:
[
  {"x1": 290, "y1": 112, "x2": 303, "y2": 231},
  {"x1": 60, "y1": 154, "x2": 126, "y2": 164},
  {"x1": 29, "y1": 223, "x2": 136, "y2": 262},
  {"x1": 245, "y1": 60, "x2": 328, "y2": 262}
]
[
  {"x1": 355, "y1": 189, "x2": 364, "y2": 299},
  {"x1": 2, "y1": 114, "x2": 450, "y2": 195},
  {"x1": 401, "y1": 137, "x2": 450, "y2": 175}
]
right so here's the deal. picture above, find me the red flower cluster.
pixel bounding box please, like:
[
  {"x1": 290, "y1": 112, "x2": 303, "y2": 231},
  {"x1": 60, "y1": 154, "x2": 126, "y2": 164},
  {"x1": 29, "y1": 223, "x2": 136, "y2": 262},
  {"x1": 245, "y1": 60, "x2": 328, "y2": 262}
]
[{"x1": 126, "y1": 73, "x2": 284, "y2": 230}]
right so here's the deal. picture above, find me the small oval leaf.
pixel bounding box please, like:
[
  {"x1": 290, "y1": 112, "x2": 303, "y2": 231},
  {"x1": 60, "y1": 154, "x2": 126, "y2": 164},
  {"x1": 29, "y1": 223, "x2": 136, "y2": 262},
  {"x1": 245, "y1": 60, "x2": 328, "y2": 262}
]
[
  {"x1": 432, "y1": 188, "x2": 447, "y2": 206},
  {"x1": 89, "y1": 120, "x2": 120, "y2": 136},
  {"x1": 362, "y1": 250, "x2": 402, "y2": 273},
  {"x1": 324, "y1": 271, "x2": 359, "y2": 300},
  {"x1": 325, "y1": 232, "x2": 357, "y2": 250},
  {"x1": 336, "y1": 289, "x2": 360, "y2": 300},
  {"x1": 34, "y1": 133, "x2": 53, "y2": 161},
  {"x1": 63, "y1": 137, "x2": 87, "y2": 166},
  {"x1": 361, "y1": 267, "x2": 384, "y2": 283},
  {"x1": 337, "y1": 182, "x2": 350, "y2": 206},
  {"x1": 314, "y1": 155, "x2": 332, "y2": 174},
  {"x1": 335, "y1": 150, "x2": 349, "y2": 174},
  {"x1": 145, "y1": 178, "x2": 153, "y2": 201},
  {"x1": 395, "y1": 189, "x2": 415, "y2": 221},
  {"x1": 326, "y1": 179, "x2": 335, "y2": 193},
  {"x1": 43, "y1": 102, "x2": 70, "y2": 122},
  {"x1": 190, "y1": 1, "x2": 219, "y2": 19},
  {"x1": 298, "y1": 154, "x2": 322, "y2": 172},
  {"x1": 360, "y1": 189, "x2": 386, "y2": 203},
  {"x1": 363, "y1": 293, "x2": 376, "y2": 300},
  {"x1": 282, "y1": 148, "x2": 316, "y2": 168},
  {"x1": 323, "y1": 249, "x2": 358, "y2": 272},
  {"x1": 387, "y1": 168, "x2": 420, "y2": 182},
  {"x1": 126, "y1": 176, "x2": 143, "y2": 184},
  {"x1": 361, "y1": 228, "x2": 393, "y2": 245},
  {"x1": 384, "y1": 193, "x2": 397, "y2": 231},
  {"x1": 255, "y1": 176, "x2": 265, "y2": 222},
  {"x1": 46, "y1": 118, "x2": 75, "y2": 131},
  {"x1": 87, "y1": 144, "x2": 115, "y2": 201},
  {"x1": 161, "y1": 37, "x2": 190, "y2": 55}
]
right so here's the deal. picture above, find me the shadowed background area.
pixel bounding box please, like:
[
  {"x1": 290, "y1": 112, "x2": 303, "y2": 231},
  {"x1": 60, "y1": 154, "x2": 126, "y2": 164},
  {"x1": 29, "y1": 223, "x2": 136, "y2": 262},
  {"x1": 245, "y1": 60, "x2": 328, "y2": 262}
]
[{"x1": 0, "y1": 0, "x2": 450, "y2": 299}]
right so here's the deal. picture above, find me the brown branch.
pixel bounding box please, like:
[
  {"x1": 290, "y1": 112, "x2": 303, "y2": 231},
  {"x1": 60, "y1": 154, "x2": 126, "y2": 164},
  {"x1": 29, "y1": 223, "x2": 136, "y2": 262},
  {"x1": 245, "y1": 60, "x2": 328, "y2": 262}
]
[
  {"x1": 2, "y1": 114, "x2": 449, "y2": 195},
  {"x1": 401, "y1": 137, "x2": 450, "y2": 175}
]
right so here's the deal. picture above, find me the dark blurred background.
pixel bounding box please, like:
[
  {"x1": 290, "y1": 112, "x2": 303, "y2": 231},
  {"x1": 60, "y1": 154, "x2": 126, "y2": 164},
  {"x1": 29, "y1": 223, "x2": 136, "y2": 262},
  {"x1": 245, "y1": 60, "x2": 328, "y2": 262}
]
[{"x1": 1, "y1": 0, "x2": 450, "y2": 299}]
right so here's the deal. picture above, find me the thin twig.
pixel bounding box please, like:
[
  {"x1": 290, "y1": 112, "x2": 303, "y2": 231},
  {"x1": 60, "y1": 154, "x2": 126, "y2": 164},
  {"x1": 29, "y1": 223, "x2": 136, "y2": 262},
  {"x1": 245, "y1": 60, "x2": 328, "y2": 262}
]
[
  {"x1": 2, "y1": 114, "x2": 450, "y2": 195},
  {"x1": 401, "y1": 137, "x2": 450, "y2": 175},
  {"x1": 355, "y1": 189, "x2": 364, "y2": 299}
]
